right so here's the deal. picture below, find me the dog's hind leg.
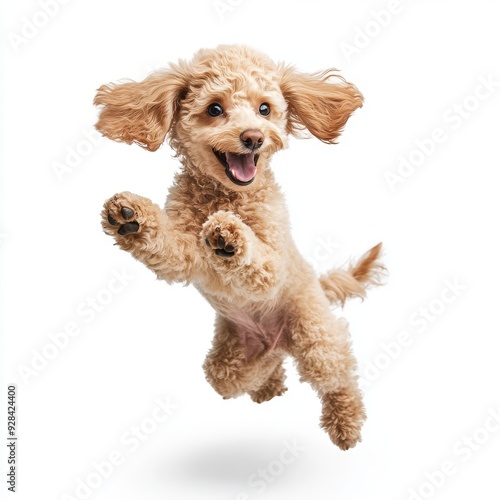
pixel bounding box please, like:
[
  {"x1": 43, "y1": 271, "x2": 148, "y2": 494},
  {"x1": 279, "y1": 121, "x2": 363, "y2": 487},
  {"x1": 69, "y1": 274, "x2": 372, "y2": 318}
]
[
  {"x1": 203, "y1": 315, "x2": 286, "y2": 401},
  {"x1": 248, "y1": 360, "x2": 287, "y2": 403},
  {"x1": 288, "y1": 291, "x2": 366, "y2": 450}
]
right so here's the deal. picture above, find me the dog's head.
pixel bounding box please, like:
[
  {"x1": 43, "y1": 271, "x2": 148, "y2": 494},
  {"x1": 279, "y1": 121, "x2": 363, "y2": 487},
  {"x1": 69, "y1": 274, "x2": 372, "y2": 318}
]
[{"x1": 94, "y1": 45, "x2": 363, "y2": 190}]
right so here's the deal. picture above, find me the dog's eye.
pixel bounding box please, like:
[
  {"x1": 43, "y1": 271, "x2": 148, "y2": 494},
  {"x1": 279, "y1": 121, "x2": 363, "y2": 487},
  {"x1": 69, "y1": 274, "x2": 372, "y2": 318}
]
[
  {"x1": 207, "y1": 103, "x2": 224, "y2": 117},
  {"x1": 259, "y1": 103, "x2": 271, "y2": 116}
]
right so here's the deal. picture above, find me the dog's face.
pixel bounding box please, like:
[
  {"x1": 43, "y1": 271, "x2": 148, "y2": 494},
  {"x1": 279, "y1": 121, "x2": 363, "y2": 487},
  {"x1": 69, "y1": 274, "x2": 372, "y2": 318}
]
[
  {"x1": 171, "y1": 47, "x2": 289, "y2": 190},
  {"x1": 95, "y1": 45, "x2": 363, "y2": 191}
]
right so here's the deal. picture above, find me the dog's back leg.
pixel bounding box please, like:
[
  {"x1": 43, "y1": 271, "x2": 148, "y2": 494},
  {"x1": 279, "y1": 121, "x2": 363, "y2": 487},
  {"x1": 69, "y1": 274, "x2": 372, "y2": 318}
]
[
  {"x1": 288, "y1": 291, "x2": 366, "y2": 449},
  {"x1": 203, "y1": 315, "x2": 287, "y2": 401},
  {"x1": 248, "y1": 360, "x2": 287, "y2": 403}
]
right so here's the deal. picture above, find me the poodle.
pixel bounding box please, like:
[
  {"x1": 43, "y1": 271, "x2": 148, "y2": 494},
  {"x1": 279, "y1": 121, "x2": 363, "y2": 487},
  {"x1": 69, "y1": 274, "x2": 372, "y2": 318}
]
[{"x1": 94, "y1": 45, "x2": 383, "y2": 450}]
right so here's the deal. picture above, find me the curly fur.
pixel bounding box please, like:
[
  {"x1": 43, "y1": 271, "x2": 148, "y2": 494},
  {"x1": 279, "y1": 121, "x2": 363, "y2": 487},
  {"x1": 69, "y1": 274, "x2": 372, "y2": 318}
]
[{"x1": 94, "y1": 45, "x2": 384, "y2": 450}]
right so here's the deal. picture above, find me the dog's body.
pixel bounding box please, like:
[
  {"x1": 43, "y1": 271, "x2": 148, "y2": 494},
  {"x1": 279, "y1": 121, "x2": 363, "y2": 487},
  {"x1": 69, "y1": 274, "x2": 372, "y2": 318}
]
[{"x1": 95, "y1": 45, "x2": 383, "y2": 450}]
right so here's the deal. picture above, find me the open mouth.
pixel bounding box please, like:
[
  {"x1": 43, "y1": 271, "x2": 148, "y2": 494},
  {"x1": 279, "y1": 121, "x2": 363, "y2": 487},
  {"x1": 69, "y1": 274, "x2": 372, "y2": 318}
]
[{"x1": 212, "y1": 149, "x2": 259, "y2": 186}]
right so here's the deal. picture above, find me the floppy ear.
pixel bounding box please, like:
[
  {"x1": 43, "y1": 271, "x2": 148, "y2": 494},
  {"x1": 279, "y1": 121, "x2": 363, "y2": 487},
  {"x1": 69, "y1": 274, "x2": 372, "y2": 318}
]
[
  {"x1": 280, "y1": 67, "x2": 363, "y2": 144},
  {"x1": 94, "y1": 65, "x2": 188, "y2": 152}
]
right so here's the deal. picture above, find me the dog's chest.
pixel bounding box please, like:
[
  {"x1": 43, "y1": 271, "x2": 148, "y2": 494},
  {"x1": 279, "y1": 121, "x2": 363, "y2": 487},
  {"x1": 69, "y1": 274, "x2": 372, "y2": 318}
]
[{"x1": 168, "y1": 174, "x2": 278, "y2": 237}]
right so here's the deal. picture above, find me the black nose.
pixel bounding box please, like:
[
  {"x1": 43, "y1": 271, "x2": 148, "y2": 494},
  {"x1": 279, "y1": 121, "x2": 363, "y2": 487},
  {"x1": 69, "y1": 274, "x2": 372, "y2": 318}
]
[{"x1": 240, "y1": 129, "x2": 264, "y2": 151}]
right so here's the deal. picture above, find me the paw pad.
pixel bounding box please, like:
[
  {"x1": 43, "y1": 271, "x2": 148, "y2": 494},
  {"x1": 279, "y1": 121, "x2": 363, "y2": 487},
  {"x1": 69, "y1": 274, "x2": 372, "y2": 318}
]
[
  {"x1": 106, "y1": 204, "x2": 140, "y2": 235},
  {"x1": 120, "y1": 207, "x2": 135, "y2": 220},
  {"x1": 117, "y1": 221, "x2": 140, "y2": 236},
  {"x1": 202, "y1": 211, "x2": 247, "y2": 261},
  {"x1": 205, "y1": 231, "x2": 236, "y2": 258}
]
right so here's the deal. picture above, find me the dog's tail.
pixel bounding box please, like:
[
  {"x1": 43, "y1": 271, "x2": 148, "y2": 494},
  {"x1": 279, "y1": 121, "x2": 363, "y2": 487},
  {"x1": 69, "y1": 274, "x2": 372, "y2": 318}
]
[{"x1": 319, "y1": 243, "x2": 385, "y2": 306}]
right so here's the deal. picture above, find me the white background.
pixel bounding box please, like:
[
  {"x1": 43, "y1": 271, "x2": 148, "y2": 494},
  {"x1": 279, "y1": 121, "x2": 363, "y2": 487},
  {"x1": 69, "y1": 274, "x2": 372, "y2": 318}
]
[{"x1": 1, "y1": 1, "x2": 500, "y2": 499}]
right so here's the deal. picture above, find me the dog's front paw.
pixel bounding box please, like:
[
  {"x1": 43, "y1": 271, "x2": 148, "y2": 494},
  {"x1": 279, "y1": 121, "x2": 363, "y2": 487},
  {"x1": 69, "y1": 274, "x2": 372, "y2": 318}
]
[
  {"x1": 101, "y1": 192, "x2": 160, "y2": 246},
  {"x1": 201, "y1": 211, "x2": 251, "y2": 264}
]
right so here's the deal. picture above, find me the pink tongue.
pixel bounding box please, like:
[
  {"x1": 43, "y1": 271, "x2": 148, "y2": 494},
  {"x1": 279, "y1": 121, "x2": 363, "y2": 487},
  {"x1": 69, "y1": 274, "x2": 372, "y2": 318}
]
[{"x1": 225, "y1": 152, "x2": 256, "y2": 182}]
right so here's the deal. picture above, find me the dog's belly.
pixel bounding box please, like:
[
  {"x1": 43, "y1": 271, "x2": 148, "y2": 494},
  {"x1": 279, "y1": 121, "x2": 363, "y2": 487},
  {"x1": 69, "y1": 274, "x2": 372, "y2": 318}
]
[{"x1": 220, "y1": 305, "x2": 288, "y2": 360}]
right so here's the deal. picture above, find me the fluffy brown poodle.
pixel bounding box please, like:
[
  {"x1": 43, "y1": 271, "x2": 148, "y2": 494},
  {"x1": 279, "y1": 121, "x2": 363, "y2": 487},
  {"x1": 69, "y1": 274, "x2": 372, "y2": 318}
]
[{"x1": 94, "y1": 45, "x2": 383, "y2": 450}]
